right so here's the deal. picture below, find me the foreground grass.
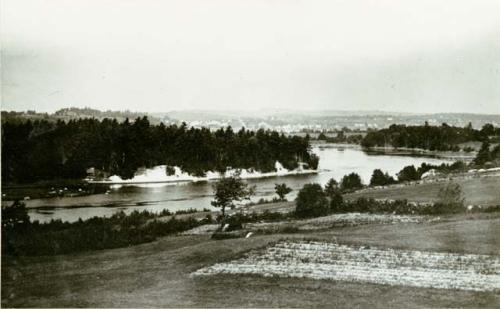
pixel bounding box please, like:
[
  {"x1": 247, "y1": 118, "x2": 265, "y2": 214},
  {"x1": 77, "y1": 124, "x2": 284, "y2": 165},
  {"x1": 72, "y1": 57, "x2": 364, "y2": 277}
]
[{"x1": 2, "y1": 213, "x2": 499, "y2": 308}]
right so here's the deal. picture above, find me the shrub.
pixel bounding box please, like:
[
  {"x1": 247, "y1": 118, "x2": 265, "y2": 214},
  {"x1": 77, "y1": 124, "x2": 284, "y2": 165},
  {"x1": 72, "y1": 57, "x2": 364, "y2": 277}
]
[
  {"x1": 2, "y1": 209, "x2": 201, "y2": 256},
  {"x1": 201, "y1": 214, "x2": 214, "y2": 224},
  {"x1": 1, "y1": 200, "x2": 30, "y2": 230},
  {"x1": 397, "y1": 165, "x2": 420, "y2": 182},
  {"x1": 424, "y1": 202, "x2": 466, "y2": 215},
  {"x1": 369, "y1": 169, "x2": 395, "y2": 186},
  {"x1": 295, "y1": 183, "x2": 329, "y2": 218},
  {"x1": 340, "y1": 173, "x2": 363, "y2": 192},
  {"x1": 329, "y1": 192, "x2": 344, "y2": 212},
  {"x1": 224, "y1": 214, "x2": 244, "y2": 231},
  {"x1": 436, "y1": 183, "x2": 465, "y2": 208},
  {"x1": 280, "y1": 226, "x2": 300, "y2": 233},
  {"x1": 324, "y1": 178, "x2": 339, "y2": 197},
  {"x1": 211, "y1": 231, "x2": 243, "y2": 240}
]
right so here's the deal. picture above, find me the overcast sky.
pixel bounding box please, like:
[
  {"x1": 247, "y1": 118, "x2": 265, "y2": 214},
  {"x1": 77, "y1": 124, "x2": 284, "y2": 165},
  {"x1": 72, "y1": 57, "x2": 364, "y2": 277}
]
[{"x1": 2, "y1": 0, "x2": 500, "y2": 114}]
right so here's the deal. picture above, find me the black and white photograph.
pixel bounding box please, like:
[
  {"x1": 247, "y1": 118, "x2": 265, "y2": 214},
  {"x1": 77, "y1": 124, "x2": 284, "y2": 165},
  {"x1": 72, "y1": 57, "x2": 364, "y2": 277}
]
[{"x1": 1, "y1": 0, "x2": 500, "y2": 307}]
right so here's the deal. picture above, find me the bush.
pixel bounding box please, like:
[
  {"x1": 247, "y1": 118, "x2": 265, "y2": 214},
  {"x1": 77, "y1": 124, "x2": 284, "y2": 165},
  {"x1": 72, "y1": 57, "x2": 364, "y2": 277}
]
[
  {"x1": 329, "y1": 192, "x2": 344, "y2": 212},
  {"x1": 340, "y1": 173, "x2": 363, "y2": 192},
  {"x1": 423, "y1": 202, "x2": 466, "y2": 215},
  {"x1": 436, "y1": 183, "x2": 465, "y2": 208},
  {"x1": 224, "y1": 214, "x2": 244, "y2": 231},
  {"x1": 211, "y1": 231, "x2": 243, "y2": 240},
  {"x1": 295, "y1": 183, "x2": 329, "y2": 218},
  {"x1": 370, "y1": 169, "x2": 395, "y2": 186},
  {"x1": 397, "y1": 165, "x2": 420, "y2": 182},
  {"x1": 2, "y1": 208, "x2": 201, "y2": 256},
  {"x1": 280, "y1": 226, "x2": 300, "y2": 233},
  {"x1": 2, "y1": 200, "x2": 30, "y2": 230},
  {"x1": 324, "y1": 178, "x2": 339, "y2": 197}
]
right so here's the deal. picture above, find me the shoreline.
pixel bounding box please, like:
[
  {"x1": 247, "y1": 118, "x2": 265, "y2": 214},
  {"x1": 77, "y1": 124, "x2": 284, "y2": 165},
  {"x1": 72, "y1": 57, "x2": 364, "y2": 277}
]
[
  {"x1": 87, "y1": 169, "x2": 319, "y2": 185},
  {"x1": 314, "y1": 142, "x2": 475, "y2": 161}
]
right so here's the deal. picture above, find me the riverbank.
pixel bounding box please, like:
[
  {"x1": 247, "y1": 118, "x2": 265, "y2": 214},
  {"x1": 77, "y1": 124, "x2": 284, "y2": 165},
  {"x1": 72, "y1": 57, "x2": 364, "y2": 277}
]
[
  {"x1": 219, "y1": 171, "x2": 500, "y2": 217},
  {"x1": 88, "y1": 162, "x2": 318, "y2": 185},
  {"x1": 1, "y1": 180, "x2": 107, "y2": 201}
]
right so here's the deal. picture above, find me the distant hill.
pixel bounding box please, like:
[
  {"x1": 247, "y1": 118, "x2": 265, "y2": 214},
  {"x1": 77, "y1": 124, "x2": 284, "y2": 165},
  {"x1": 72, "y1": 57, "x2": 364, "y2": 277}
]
[
  {"x1": 2, "y1": 107, "x2": 499, "y2": 131},
  {"x1": 1, "y1": 107, "x2": 167, "y2": 124}
]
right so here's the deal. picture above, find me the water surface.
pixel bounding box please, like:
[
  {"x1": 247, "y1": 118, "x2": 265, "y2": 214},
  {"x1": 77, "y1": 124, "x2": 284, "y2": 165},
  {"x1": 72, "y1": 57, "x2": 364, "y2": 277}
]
[{"x1": 25, "y1": 146, "x2": 454, "y2": 222}]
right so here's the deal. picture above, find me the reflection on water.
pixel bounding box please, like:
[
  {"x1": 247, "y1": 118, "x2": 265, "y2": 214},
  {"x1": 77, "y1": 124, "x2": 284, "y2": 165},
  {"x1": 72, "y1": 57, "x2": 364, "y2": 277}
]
[{"x1": 26, "y1": 146, "x2": 454, "y2": 223}]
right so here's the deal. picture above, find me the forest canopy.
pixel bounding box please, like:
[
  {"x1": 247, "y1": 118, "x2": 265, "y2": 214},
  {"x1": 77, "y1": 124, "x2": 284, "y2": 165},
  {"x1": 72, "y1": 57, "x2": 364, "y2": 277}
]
[{"x1": 2, "y1": 117, "x2": 318, "y2": 183}]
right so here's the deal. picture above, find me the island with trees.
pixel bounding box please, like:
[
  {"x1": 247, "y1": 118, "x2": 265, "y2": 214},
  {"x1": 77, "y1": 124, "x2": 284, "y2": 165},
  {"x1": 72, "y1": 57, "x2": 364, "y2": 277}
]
[
  {"x1": 360, "y1": 122, "x2": 500, "y2": 151},
  {"x1": 1, "y1": 117, "x2": 319, "y2": 184}
]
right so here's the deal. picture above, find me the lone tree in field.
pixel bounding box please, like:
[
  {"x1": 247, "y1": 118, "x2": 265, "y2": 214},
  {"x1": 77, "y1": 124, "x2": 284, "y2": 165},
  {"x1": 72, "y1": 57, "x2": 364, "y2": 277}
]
[
  {"x1": 295, "y1": 183, "x2": 329, "y2": 218},
  {"x1": 211, "y1": 172, "x2": 254, "y2": 227},
  {"x1": 275, "y1": 183, "x2": 292, "y2": 201}
]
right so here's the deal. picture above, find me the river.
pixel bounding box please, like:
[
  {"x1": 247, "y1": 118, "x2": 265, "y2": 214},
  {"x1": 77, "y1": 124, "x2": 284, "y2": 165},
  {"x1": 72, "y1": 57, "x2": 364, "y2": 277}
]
[{"x1": 25, "y1": 145, "x2": 456, "y2": 223}]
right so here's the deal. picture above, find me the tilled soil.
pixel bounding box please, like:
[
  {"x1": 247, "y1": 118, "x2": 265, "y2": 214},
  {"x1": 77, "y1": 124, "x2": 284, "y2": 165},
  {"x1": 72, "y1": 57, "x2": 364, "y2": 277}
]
[{"x1": 194, "y1": 240, "x2": 500, "y2": 292}]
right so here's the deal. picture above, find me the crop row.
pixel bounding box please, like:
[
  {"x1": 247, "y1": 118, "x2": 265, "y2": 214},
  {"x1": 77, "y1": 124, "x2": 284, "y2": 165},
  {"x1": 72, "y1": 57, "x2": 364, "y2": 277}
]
[{"x1": 193, "y1": 241, "x2": 500, "y2": 292}]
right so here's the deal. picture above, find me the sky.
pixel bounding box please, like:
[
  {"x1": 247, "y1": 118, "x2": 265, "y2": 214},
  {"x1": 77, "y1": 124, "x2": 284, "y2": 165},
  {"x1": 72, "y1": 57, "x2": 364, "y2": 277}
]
[{"x1": 1, "y1": 0, "x2": 500, "y2": 114}]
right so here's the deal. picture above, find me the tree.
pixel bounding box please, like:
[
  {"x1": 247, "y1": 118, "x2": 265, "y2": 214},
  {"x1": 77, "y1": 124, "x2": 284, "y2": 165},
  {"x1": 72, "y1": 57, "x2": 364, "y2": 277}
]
[
  {"x1": 211, "y1": 172, "x2": 254, "y2": 227},
  {"x1": 474, "y1": 141, "x2": 491, "y2": 166},
  {"x1": 308, "y1": 153, "x2": 320, "y2": 170},
  {"x1": 329, "y1": 191, "x2": 344, "y2": 212},
  {"x1": 1, "y1": 200, "x2": 30, "y2": 230},
  {"x1": 480, "y1": 123, "x2": 495, "y2": 137},
  {"x1": 275, "y1": 183, "x2": 292, "y2": 201},
  {"x1": 324, "y1": 178, "x2": 339, "y2": 197},
  {"x1": 370, "y1": 169, "x2": 395, "y2": 186},
  {"x1": 324, "y1": 178, "x2": 344, "y2": 211},
  {"x1": 397, "y1": 165, "x2": 419, "y2": 182},
  {"x1": 340, "y1": 173, "x2": 363, "y2": 192},
  {"x1": 295, "y1": 183, "x2": 329, "y2": 218},
  {"x1": 2, "y1": 116, "x2": 319, "y2": 183}
]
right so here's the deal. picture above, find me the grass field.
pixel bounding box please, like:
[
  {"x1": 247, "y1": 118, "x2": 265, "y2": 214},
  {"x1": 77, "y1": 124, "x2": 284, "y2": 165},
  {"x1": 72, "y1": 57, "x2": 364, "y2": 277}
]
[
  {"x1": 2, "y1": 175, "x2": 499, "y2": 307},
  {"x1": 346, "y1": 175, "x2": 500, "y2": 206},
  {"x1": 2, "y1": 212, "x2": 499, "y2": 308}
]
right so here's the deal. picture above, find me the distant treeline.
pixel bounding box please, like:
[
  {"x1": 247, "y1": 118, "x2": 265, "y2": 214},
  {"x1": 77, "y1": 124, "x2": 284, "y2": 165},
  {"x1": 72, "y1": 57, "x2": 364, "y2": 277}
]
[
  {"x1": 0, "y1": 107, "x2": 159, "y2": 123},
  {"x1": 2, "y1": 117, "x2": 318, "y2": 183},
  {"x1": 361, "y1": 122, "x2": 500, "y2": 151}
]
